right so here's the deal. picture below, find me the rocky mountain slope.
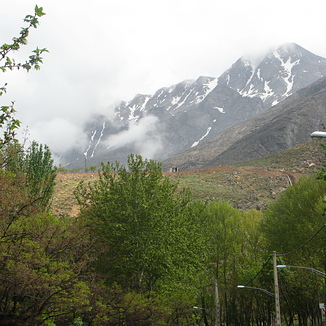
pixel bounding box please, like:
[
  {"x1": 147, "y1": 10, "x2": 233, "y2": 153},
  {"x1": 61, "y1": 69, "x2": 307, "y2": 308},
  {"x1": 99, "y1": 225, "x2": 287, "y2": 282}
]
[
  {"x1": 58, "y1": 43, "x2": 326, "y2": 169},
  {"x1": 162, "y1": 76, "x2": 326, "y2": 171}
]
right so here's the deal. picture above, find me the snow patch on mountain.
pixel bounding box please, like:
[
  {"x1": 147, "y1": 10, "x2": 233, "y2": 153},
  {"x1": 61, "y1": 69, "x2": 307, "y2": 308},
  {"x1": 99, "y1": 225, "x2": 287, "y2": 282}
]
[
  {"x1": 174, "y1": 91, "x2": 191, "y2": 110},
  {"x1": 128, "y1": 97, "x2": 149, "y2": 121},
  {"x1": 273, "y1": 49, "x2": 300, "y2": 97},
  {"x1": 83, "y1": 122, "x2": 106, "y2": 160},
  {"x1": 261, "y1": 81, "x2": 274, "y2": 102},
  {"x1": 214, "y1": 106, "x2": 225, "y2": 113},
  {"x1": 191, "y1": 118, "x2": 218, "y2": 147},
  {"x1": 171, "y1": 95, "x2": 181, "y2": 105},
  {"x1": 91, "y1": 122, "x2": 106, "y2": 158},
  {"x1": 191, "y1": 126, "x2": 212, "y2": 147},
  {"x1": 194, "y1": 78, "x2": 218, "y2": 104},
  {"x1": 83, "y1": 130, "x2": 97, "y2": 158}
]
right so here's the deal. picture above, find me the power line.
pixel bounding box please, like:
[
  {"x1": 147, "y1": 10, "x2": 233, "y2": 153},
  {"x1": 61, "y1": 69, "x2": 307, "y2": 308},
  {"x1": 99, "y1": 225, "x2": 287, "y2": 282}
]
[
  {"x1": 244, "y1": 255, "x2": 272, "y2": 286},
  {"x1": 276, "y1": 223, "x2": 326, "y2": 257},
  {"x1": 244, "y1": 224, "x2": 326, "y2": 285}
]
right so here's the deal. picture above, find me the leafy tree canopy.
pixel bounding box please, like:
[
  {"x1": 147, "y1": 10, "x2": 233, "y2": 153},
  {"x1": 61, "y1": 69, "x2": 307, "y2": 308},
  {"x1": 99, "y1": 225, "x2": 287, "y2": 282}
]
[
  {"x1": 75, "y1": 154, "x2": 207, "y2": 296},
  {"x1": 262, "y1": 176, "x2": 326, "y2": 264}
]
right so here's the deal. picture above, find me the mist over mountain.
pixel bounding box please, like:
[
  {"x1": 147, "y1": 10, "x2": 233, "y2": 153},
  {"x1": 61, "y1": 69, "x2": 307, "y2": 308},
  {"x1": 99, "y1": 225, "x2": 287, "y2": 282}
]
[{"x1": 57, "y1": 43, "x2": 326, "y2": 169}]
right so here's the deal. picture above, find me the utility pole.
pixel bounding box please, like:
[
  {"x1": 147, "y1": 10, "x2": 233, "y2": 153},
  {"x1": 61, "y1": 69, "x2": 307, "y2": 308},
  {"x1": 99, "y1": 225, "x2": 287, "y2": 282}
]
[
  {"x1": 319, "y1": 303, "x2": 325, "y2": 326},
  {"x1": 273, "y1": 251, "x2": 282, "y2": 326},
  {"x1": 215, "y1": 280, "x2": 221, "y2": 326}
]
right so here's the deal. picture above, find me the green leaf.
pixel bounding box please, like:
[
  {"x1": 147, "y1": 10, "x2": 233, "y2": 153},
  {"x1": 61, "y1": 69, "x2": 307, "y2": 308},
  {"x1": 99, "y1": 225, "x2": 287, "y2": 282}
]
[
  {"x1": 24, "y1": 14, "x2": 34, "y2": 22},
  {"x1": 35, "y1": 5, "x2": 46, "y2": 17}
]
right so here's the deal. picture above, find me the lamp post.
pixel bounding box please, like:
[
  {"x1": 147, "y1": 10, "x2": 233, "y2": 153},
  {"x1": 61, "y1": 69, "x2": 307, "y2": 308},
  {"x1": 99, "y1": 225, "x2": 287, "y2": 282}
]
[
  {"x1": 237, "y1": 252, "x2": 282, "y2": 325},
  {"x1": 310, "y1": 131, "x2": 326, "y2": 138},
  {"x1": 237, "y1": 285, "x2": 276, "y2": 326},
  {"x1": 277, "y1": 264, "x2": 326, "y2": 326},
  {"x1": 277, "y1": 265, "x2": 326, "y2": 278},
  {"x1": 237, "y1": 285, "x2": 275, "y2": 297},
  {"x1": 194, "y1": 281, "x2": 220, "y2": 326}
]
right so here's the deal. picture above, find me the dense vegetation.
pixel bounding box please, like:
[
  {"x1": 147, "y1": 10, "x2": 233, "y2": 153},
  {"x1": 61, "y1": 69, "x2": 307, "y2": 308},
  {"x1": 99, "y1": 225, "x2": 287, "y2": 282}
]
[{"x1": 1, "y1": 6, "x2": 325, "y2": 326}]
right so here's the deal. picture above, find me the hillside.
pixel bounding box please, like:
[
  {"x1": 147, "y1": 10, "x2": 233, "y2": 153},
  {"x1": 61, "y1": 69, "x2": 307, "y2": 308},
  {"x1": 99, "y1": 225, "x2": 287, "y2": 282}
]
[{"x1": 51, "y1": 139, "x2": 325, "y2": 216}]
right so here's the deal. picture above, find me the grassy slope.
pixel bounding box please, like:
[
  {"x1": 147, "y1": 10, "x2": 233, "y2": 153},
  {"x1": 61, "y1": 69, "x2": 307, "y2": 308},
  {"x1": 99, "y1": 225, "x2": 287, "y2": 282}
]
[{"x1": 51, "y1": 140, "x2": 325, "y2": 216}]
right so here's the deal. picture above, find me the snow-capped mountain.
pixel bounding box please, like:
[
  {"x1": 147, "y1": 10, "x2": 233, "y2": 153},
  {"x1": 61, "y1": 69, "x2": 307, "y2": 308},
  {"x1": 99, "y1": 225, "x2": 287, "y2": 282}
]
[
  {"x1": 59, "y1": 43, "x2": 326, "y2": 169},
  {"x1": 218, "y1": 43, "x2": 326, "y2": 107},
  {"x1": 116, "y1": 76, "x2": 218, "y2": 123},
  {"x1": 162, "y1": 76, "x2": 326, "y2": 171}
]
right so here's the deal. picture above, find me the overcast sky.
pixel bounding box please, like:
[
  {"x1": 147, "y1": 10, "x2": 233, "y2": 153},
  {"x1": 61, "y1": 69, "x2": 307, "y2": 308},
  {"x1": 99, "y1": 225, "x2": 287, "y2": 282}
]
[{"x1": 1, "y1": 0, "x2": 326, "y2": 152}]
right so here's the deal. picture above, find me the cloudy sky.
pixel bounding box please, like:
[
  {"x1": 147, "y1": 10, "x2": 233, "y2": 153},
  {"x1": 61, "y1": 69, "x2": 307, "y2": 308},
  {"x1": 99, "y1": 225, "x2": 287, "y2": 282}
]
[{"x1": 1, "y1": 0, "x2": 326, "y2": 152}]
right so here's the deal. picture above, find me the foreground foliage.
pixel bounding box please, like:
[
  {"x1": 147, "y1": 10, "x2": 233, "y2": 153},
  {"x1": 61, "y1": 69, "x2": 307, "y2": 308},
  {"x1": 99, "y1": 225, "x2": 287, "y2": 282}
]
[
  {"x1": 0, "y1": 213, "x2": 96, "y2": 325},
  {"x1": 1, "y1": 5, "x2": 48, "y2": 150}
]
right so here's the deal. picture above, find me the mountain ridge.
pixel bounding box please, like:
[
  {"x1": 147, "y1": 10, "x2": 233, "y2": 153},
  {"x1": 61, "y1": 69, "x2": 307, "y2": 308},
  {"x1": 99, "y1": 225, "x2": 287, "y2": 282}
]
[
  {"x1": 162, "y1": 76, "x2": 326, "y2": 170},
  {"x1": 57, "y1": 43, "x2": 326, "y2": 169}
]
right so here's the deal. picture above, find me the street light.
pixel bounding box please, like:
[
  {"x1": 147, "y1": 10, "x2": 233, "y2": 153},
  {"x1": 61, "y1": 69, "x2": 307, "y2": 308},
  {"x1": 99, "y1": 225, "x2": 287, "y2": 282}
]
[
  {"x1": 237, "y1": 251, "x2": 281, "y2": 326},
  {"x1": 310, "y1": 131, "x2": 326, "y2": 138},
  {"x1": 237, "y1": 285, "x2": 277, "y2": 326},
  {"x1": 194, "y1": 281, "x2": 220, "y2": 326},
  {"x1": 277, "y1": 265, "x2": 326, "y2": 278},
  {"x1": 237, "y1": 285, "x2": 275, "y2": 297},
  {"x1": 277, "y1": 264, "x2": 326, "y2": 325}
]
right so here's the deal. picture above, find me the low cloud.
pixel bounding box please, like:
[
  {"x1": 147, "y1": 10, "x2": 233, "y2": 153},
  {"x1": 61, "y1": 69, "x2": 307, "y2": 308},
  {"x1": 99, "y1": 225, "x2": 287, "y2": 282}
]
[
  {"x1": 27, "y1": 118, "x2": 87, "y2": 153},
  {"x1": 106, "y1": 115, "x2": 164, "y2": 159}
]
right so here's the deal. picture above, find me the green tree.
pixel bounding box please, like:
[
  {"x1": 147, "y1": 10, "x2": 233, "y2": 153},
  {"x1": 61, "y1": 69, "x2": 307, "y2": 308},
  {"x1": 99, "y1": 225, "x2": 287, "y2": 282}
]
[
  {"x1": 76, "y1": 154, "x2": 200, "y2": 290},
  {"x1": 0, "y1": 213, "x2": 97, "y2": 325},
  {"x1": 1, "y1": 141, "x2": 57, "y2": 216},
  {"x1": 229, "y1": 209, "x2": 275, "y2": 326},
  {"x1": 262, "y1": 176, "x2": 326, "y2": 259},
  {"x1": 75, "y1": 154, "x2": 208, "y2": 324},
  {"x1": 195, "y1": 202, "x2": 267, "y2": 326},
  {"x1": 57, "y1": 164, "x2": 69, "y2": 174},
  {"x1": 21, "y1": 141, "x2": 57, "y2": 210},
  {"x1": 0, "y1": 101, "x2": 20, "y2": 152},
  {"x1": 89, "y1": 165, "x2": 97, "y2": 173},
  {"x1": 262, "y1": 176, "x2": 326, "y2": 326},
  {"x1": 0, "y1": 7, "x2": 122, "y2": 326},
  {"x1": 0, "y1": 5, "x2": 48, "y2": 150},
  {"x1": 0, "y1": 5, "x2": 47, "y2": 73},
  {"x1": 200, "y1": 201, "x2": 244, "y2": 325}
]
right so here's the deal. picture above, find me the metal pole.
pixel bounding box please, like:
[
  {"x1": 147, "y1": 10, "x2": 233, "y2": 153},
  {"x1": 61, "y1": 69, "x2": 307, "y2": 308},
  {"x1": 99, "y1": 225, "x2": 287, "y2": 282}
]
[
  {"x1": 215, "y1": 280, "x2": 221, "y2": 326},
  {"x1": 273, "y1": 251, "x2": 282, "y2": 326},
  {"x1": 319, "y1": 303, "x2": 325, "y2": 326}
]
